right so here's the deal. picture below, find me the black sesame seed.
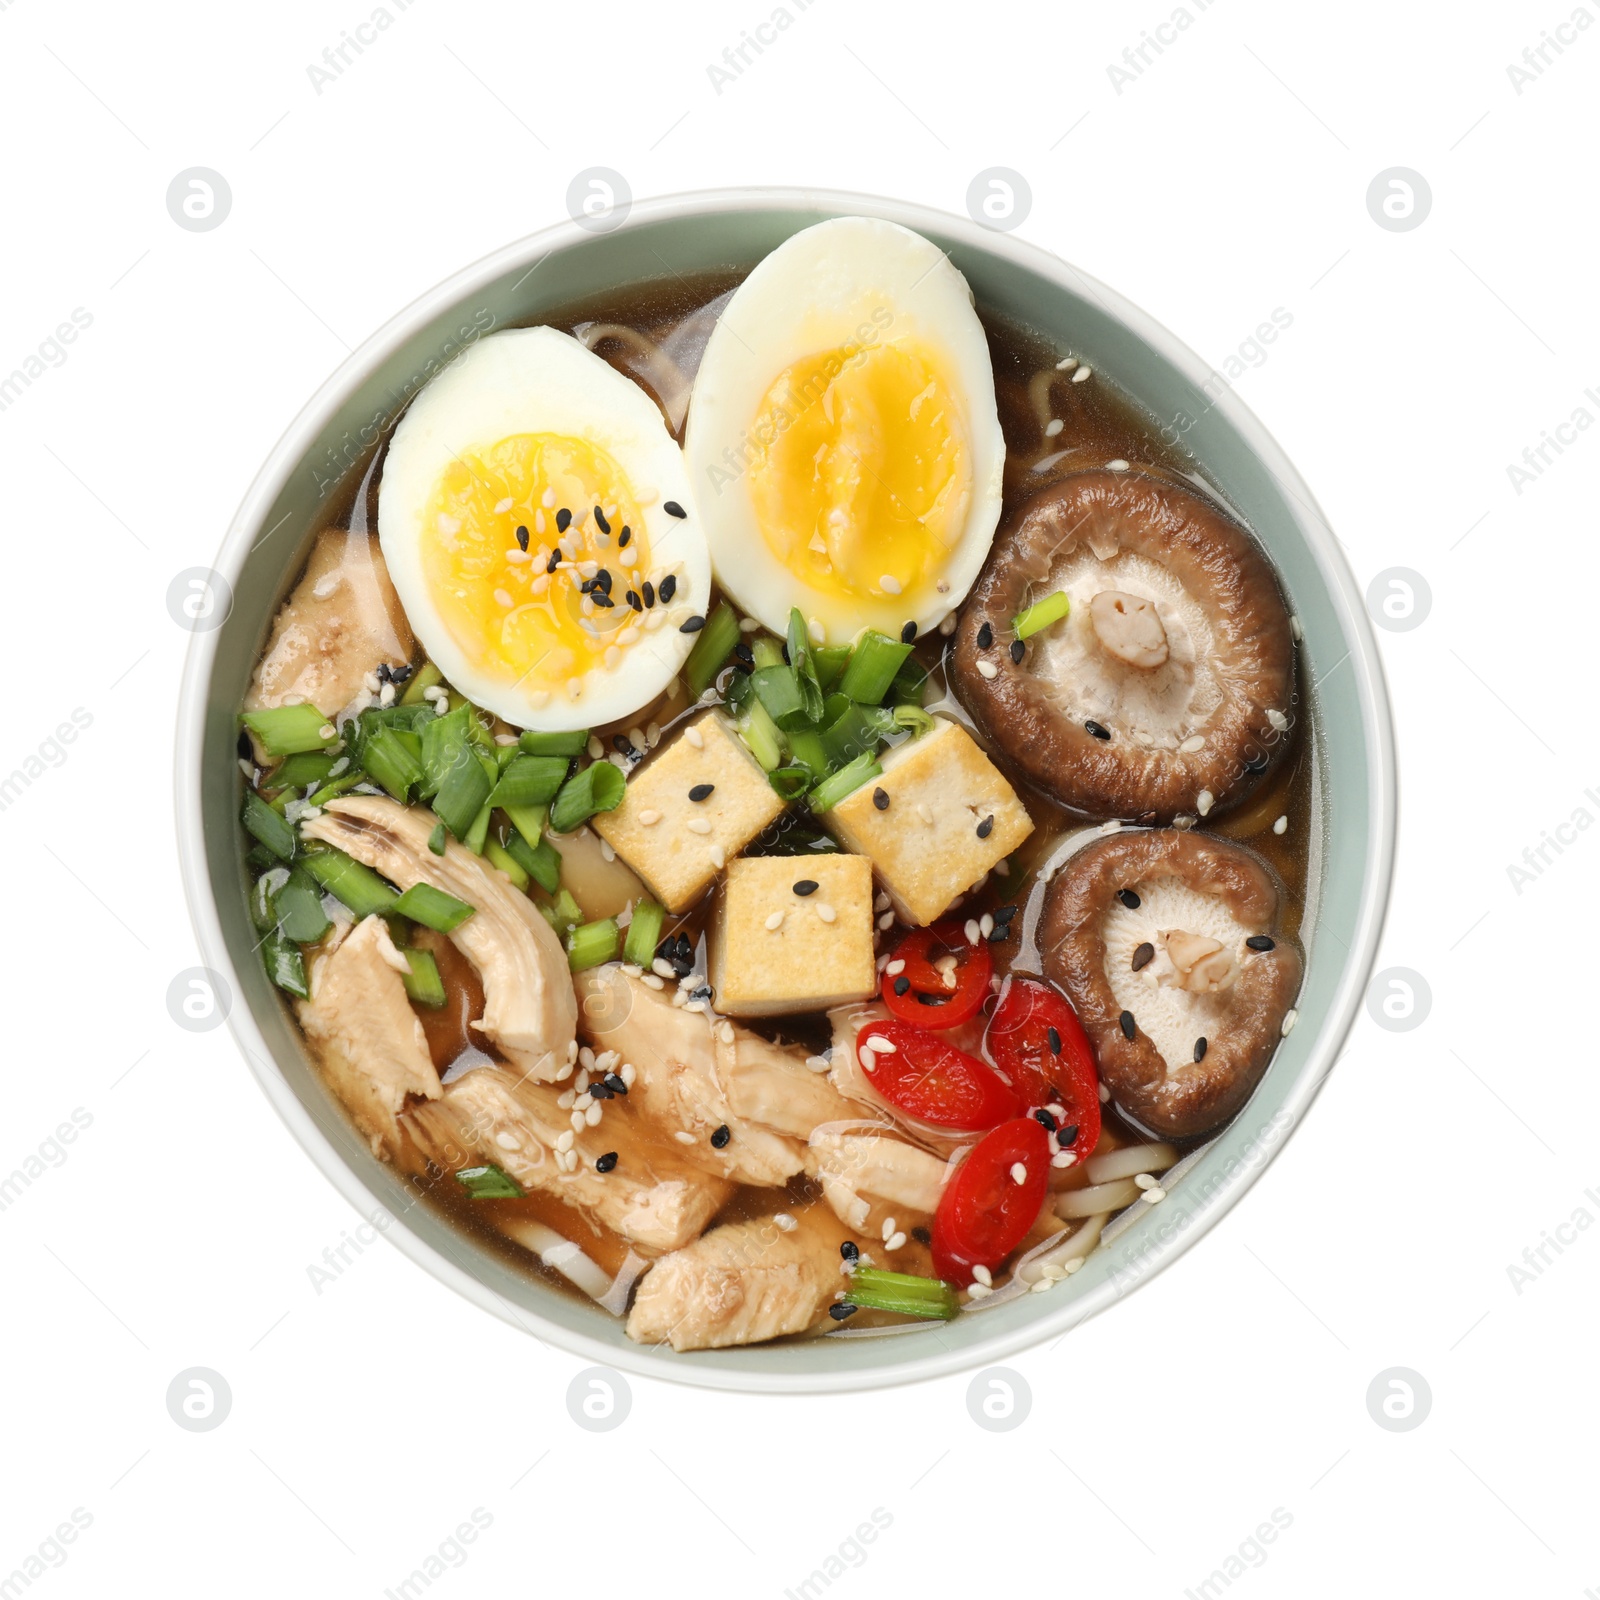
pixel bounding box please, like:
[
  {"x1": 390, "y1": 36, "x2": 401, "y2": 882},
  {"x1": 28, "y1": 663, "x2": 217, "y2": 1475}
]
[
  {"x1": 987, "y1": 924, "x2": 1011, "y2": 943},
  {"x1": 680, "y1": 615, "x2": 705, "y2": 633},
  {"x1": 612, "y1": 734, "x2": 638, "y2": 757},
  {"x1": 546, "y1": 551, "x2": 561, "y2": 574},
  {"x1": 792, "y1": 879, "x2": 819, "y2": 896},
  {"x1": 658, "y1": 574, "x2": 677, "y2": 602},
  {"x1": 593, "y1": 506, "x2": 611, "y2": 535},
  {"x1": 710, "y1": 1124, "x2": 731, "y2": 1149},
  {"x1": 1132, "y1": 941, "x2": 1154, "y2": 972},
  {"x1": 911, "y1": 1225, "x2": 931, "y2": 1245},
  {"x1": 1244, "y1": 753, "x2": 1269, "y2": 775},
  {"x1": 579, "y1": 578, "x2": 595, "y2": 594},
  {"x1": 642, "y1": 580, "x2": 655, "y2": 608},
  {"x1": 626, "y1": 590, "x2": 642, "y2": 611},
  {"x1": 1194, "y1": 1037, "x2": 1208, "y2": 1062},
  {"x1": 1047, "y1": 1026, "x2": 1062, "y2": 1056},
  {"x1": 618, "y1": 525, "x2": 631, "y2": 548},
  {"x1": 663, "y1": 500, "x2": 686, "y2": 519},
  {"x1": 1246, "y1": 935, "x2": 1276, "y2": 952},
  {"x1": 556, "y1": 508, "x2": 572, "y2": 533},
  {"x1": 591, "y1": 592, "x2": 615, "y2": 608},
  {"x1": 734, "y1": 642, "x2": 755, "y2": 667},
  {"x1": 976, "y1": 814, "x2": 994, "y2": 839},
  {"x1": 688, "y1": 783, "x2": 715, "y2": 802},
  {"x1": 872, "y1": 787, "x2": 890, "y2": 811},
  {"x1": 516, "y1": 524, "x2": 530, "y2": 551},
  {"x1": 829, "y1": 1303, "x2": 858, "y2": 1321},
  {"x1": 900, "y1": 620, "x2": 917, "y2": 644},
  {"x1": 604, "y1": 1072, "x2": 627, "y2": 1095},
  {"x1": 993, "y1": 904, "x2": 1018, "y2": 925},
  {"x1": 1085, "y1": 720, "x2": 1111, "y2": 741},
  {"x1": 1034, "y1": 1107, "x2": 1058, "y2": 1132},
  {"x1": 916, "y1": 992, "x2": 951, "y2": 1008},
  {"x1": 389, "y1": 662, "x2": 413, "y2": 684},
  {"x1": 590, "y1": 569, "x2": 610, "y2": 594},
  {"x1": 589, "y1": 1082, "x2": 614, "y2": 1100},
  {"x1": 689, "y1": 984, "x2": 712, "y2": 1003},
  {"x1": 1059, "y1": 1124, "x2": 1079, "y2": 1145},
  {"x1": 1010, "y1": 638, "x2": 1026, "y2": 664},
  {"x1": 977, "y1": 621, "x2": 994, "y2": 650},
  {"x1": 595, "y1": 1151, "x2": 618, "y2": 1173},
  {"x1": 840, "y1": 1240, "x2": 860, "y2": 1262},
  {"x1": 893, "y1": 975, "x2": 910, "y2": 996},
  {"x1": 1119, "y1": 1010, "x2": 1136, "y2": 1040},
  {"x1": 1116, "y1": 888, "x2": 1141, "y2": 910},
  {"x1": 236, "y1": 729, "x2": 253, "y2": 760}
]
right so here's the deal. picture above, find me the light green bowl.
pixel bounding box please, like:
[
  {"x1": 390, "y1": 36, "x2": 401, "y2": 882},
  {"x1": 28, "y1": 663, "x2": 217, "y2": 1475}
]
[{"x1": 176, "y1": 189, "x2": 1395, "y2": 1393}]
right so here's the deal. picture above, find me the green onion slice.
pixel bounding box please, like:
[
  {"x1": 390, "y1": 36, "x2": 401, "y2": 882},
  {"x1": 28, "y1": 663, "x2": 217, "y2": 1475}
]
[
  {"x1": 519, "y1": 728, "x2": 590, "y2": 758},
  {"x1": 242, "y1": 790, "x2": 297, "y2": 861},
  {"x1": 455, "y1": 1164, "x2": 523, "y2": 1199},
  {"x1": 241, "y1": 703, "x2": 337, "y2": 757},
  {"x1": 299, "y1": 847, "x2": 399, "y2": 919},
  {"x1": 391, "y1": 882, "x2": 475, "y2": 933},
  {"x1": 550, "y1": 762, "x2": 626, "y2": 833},
  {"x1": 489, "y1": 755, "x2": 569, "y2": 810},
  {"x1": 262, "y1": 930, "x2": 309, "y2": 999},
  {"x1": 807, "y1": 751, "x2": 882, "y2": 813},
  {"x1": 623, "y1": 898, "x2": 665, "y2": 968},
  {"x1": 401, "y1": 948, "x2": 447, "y2": 1008},
  {"x1": 566, "y1": 916, "x2": 619, "y2": 972},
  {"x1": 684, "y1": 601, "x2": 740, "y2": 698},
  {"x1": 1013, "y1": 590, "x2": 1070, "y2": 641},
  {"x1": 839, "y1": 1266, "x2": 959, "y2": 1321},
  {"x1": 838, "y1": 630, "x2": 913, "y2": 705}
]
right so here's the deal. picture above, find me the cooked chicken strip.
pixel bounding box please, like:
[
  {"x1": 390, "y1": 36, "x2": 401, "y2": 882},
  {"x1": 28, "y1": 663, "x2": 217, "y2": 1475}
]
[
  {"x1": 245, "y1": 528, "x2": 413, "y2": 720},
  {"x1": 404, "y1": 1066, "x2": 730, "y2": 1254},
  {"x1": 297, "y1": 915, "x2": 441, "y2": 1162},
  {"x1": 719, "y1": 1028, "x2": 877, "y2": 1143},
  {"x1": 627, "y1": 1204, "x2": 851, "y2": 1351},
  {"x1": 575, "y1": 966, "x2": 820, "y2": 1187},
  {"x1": 806, "y1": 1130, "x2": 949, "y2": 1232},
  {"x1": 305, "y1": 797, "x2": 577, "y2": 1082}
]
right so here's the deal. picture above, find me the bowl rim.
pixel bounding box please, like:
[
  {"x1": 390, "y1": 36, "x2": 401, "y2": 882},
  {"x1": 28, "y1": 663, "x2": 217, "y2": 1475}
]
[{"x1": 176, "y1": 184, "x2": 1396, "y2": 1394}]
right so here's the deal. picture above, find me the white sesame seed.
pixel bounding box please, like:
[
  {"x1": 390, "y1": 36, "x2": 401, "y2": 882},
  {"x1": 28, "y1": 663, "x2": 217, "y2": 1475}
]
[
  {"x1": 1056, "y1": 356, "x2": 1078, "y2": 371},
  {"x1": 774, "y1": 1212, "x2": 798, "y2": 1232},
  {"x1": 1141, "y1": 1186, "x2": 1166, "y2": 1204},
  {"x1": 1133, "y1": 1172, "x2": 1157, "y2": 1190},
  {"x1": 916, "y1": 803, "x2": 935, "y2": 826},
  {"x1": 1174, "y1": 813, "x2": 1196, "y2": 830},
  {"x1": 599, "y1": 839, "x2": 616, "y2": 862},
  {"x1": 980, "y1": 913, "x2": 994, "y2": 938},
  {"x1": 494, "y1": 1130, "x2": 520, "y2": 1151},
  {"x1": 939, "y1": 611, "x2": 957, "y2": 635},
  {"x1": 878, "y1": 911, "x2": 895, "y2": 930},
  {"x1": 973, "y1": 1264, "x2": 993, "y2": 1287},
  {"x1": 570, "y1": 1111, "x2": 586, "y2": 1133},
  {"x1": 542, "y1": 488, "x2": 556, "y2": 508},
  {"x1": 738, "y1": 616, "x2": 762, "y2": 633},
  {"x1": 880, "y1": 574, "x2": 902, "y2": 595},
  {"x1": 1044, "y1": 418, "x2": 1064, "y2": 437},
  {"x1": 805, "y1": 1053, "x2": 831, "y2": 1073},
  {"x1": 555, "y1": 1131, "x2": 575, "y2": 1153},
  {"x1": 1197, "y1": 789, "x2": 1214, "y2": 817},
  {"x1": 1072, "y1": 365, "x2": 1092, "y2": 383},
  {"x1": 977, "y1": 660, "x2": 999, "y2": 680},
  {"x1": 574, "y1": 1092, "x2": 592, "y2": 1110},
  {"x1": 1267, "y1": 709, "x2": 1288, "y2": 731},
  {"x1": 859, "y1": 1045, "x2": 877, "y2": 1072},
  {"x1": 965, "y1": 919, "x2": 980, "y2": 946},
  {"x1": 966, "y1": 1282, "x2": 992, "y2": 1299},
  {"x1": 567, "y1": 1038, "x2": 580, "y2": 1064},
  {"x1": 686, "y1": 817, "x2": 712, "y2": 835},
  {"x1": 639, "y1": 808, "x2": 662, "y2": 826},
  {"x1": 1107, "y1": 458, "x2": 1130, "y2": 471},
  {"x1": 1051, "y1": 1151, "x2": 1076, "y2": 1168},
  {"x1": 641, "y1": 973, "x2": 665, "y2": 990},
  {"x1": 557, "y1": 1089, "x2": 576, "y2": 1110},
  {"x1": 1273, "y1": 815, "x2": 1288, "y2": 835},
  {"x1": 1290, "y1": 614, "x2": 1303, "y2": 641},
  {"x1": 685, "y1": 724, "x2": 704, "y2": 749},
  {"x1": 717, "y1": 1020, "x2": 735, "y2": 1045},
  {"x1": 808, "y1": 618, "x2": 826, "y2": 644},
  {"x1": 1098, "y1": 1083, "x2": 1110, "y2": 1103},
  {"x1": 587, "y1": 736, "x2": 603, "y2": 760},
  {"x1": 646, "y1": 722, "x2": 661, "y2": 747},
  {"x1": 881, "y1": 1216, "x2": 897, "y2": 1242},
  {"x1": 673, "y1": 1131, "x2": 696, "y2": 1145},
  {"x1": 585, "y1": 1103, "x2": 603, "y2": 1126},
  {"x1": 620, "y1": 1062, "x2": 637, "y2": 1086},
  {"x1": 765, "y1": 911, "x2": 785, "y2": 931},
  {"x1": 885, "y1": 1232, "x2": 907, "y2": 1252},
  {"x1": 1031, "y1": 1276, "x2": 1055, "y2": 1293},
  {"x1": 1178, "y1": 734, "x2": 1206, "y2": 754},
  {"x1": 874, "y1": 892, "x2": 891, "y2": 913},
  {"x1": 863, "y1": 1035, "x2": 896, "y2": 1054},
  {"x1": 652, "y1": 958, "x2": 676, "y2": 979},
  {"x1": 709, "y1": 845, "x2": 726, "y2": 868},
  {"x1": 816, "y1": 902, "x2": 837, "y2": 923},
  {"x1": 1010, "y1": 1162, "x2": 1028, "y2": 1185},
  {"x1": 1281, "y1": 1008, "x2": 1298, "y2": 1036},
  {"x1": 885, "y1": 959, "x2": 906, "y2": 976}
]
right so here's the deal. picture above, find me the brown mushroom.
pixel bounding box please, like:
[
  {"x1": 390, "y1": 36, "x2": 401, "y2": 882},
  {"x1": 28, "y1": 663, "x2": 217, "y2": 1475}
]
[
  {"x1": 1038, "y1": 828, "x2": 1301, "y2": 1139},
  {"x1": 951, "y1": 471, "x2": 1295, "y2": 821}
]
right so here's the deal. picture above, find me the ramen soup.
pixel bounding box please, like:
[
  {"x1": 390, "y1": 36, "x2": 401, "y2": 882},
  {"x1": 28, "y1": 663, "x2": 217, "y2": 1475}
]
[{"x1": 237, "y1": 218, "x2": 1313, "y2": 1351}]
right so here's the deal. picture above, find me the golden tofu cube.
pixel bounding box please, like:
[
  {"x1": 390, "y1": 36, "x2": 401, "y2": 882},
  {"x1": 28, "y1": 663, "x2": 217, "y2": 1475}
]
[
  {"x1": 824, "y1": 718, "x2": 1033, "y2": 926},
  {"x1": 710, "y1": 854, "x2": 878, "y2": 1017},
  {"x1": 593, "y1": 713, "x2": 787, "y2": 913}
]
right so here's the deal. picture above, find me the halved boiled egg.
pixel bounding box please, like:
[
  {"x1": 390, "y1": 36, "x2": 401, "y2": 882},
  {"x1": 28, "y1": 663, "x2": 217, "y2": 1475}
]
[
  {"x1": 379, "y1": 327, "x2": 709, "y2": 731},
  {"x1": 684, "y1": 217, "x2": 1005, "y2": 644}
]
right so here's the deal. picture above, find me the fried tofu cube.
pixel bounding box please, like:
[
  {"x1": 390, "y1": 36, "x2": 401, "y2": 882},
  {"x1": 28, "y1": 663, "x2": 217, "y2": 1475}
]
[
  {"x1": 823, "y1": 718, "x2": 1033, "y2": 926},
  {"x1": 593, "y1": 713, "x2": 787, "y2": 913},
  {"x1": 710, "y1": 854, "x2": 878, "y2": 1017}
]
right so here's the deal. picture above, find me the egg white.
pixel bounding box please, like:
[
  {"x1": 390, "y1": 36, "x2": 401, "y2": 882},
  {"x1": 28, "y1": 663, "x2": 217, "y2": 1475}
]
[
  {"x1": 683, "y1": 217, "x2": 1005, "y2": 643},
  {"x1": 379, "y1": 327, "x2": 710, "y2": 732}
]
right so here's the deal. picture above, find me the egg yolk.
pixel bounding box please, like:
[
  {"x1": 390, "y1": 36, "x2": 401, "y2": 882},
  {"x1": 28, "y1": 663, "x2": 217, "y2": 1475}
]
[
  {"x1": 420, "y1": 433, "x2": 651, "y2": 695},
  {"x1": 745, "y1": 340, "x2": 970, "y2": 605}
]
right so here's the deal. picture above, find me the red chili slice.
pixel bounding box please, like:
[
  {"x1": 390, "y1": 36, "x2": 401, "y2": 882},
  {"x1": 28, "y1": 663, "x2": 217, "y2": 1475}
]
[
  {"x1": 931, "y1": 1117, "x2": 1051, "y2": 1283},
  {"x1": 855, "y1": 1020, "x2": 1021, "y2": 1132},
  {"x1": 880, "y1": 922, "x2": 994, "y2": 1029},
  {"x1": 985, "y1": 977, "x2": 1102, "y2": 1163}
]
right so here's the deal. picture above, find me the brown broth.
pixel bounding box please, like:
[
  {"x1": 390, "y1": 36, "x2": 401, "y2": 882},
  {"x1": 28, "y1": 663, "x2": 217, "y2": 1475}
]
[{"x1": 278, "y1": 266, "x2": 1318, "y2": 1321}]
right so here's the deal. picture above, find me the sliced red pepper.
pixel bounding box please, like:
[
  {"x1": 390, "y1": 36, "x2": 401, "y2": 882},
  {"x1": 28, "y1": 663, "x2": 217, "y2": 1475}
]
[
  {"x1": 880, "y1": 922, "x2": 993, "y2": 1029},
  {"x1": 855, "y1": 1020, "x2": 1022, "y2": 1132},
  {"x1": 930, "y1": 1116, "x2": 1051, "y2": 1284},
  {"x1": 985, "y1": 977, "x2": 1102, "y2": 1163}
]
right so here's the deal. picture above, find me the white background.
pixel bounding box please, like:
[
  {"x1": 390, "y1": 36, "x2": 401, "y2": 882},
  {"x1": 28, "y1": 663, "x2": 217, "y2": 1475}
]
[{"x1": 1, "y1": 0, "x2": 1594, "y2": 1593}]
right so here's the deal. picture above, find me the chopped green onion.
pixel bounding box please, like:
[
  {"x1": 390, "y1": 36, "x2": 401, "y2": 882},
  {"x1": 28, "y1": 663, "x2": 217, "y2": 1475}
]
[
  {"x1": 784, "y1": 728, "x2": 830, "y2": 778},
  {"x1": 623, "y1": 898, "x2": 665, "y2": 968},
  {"x1": 722, "y1": 669, "x2": 754, "y2": 713},
  {"x1": 519, "y1": 728, "x2": 590, "y2": 758},
  {"x1": 893, "y1": 703, "x2": 935, "y2": 739},
  {"x1": 359, "y1": 722, "x2": 424, "y2": 803},
  {"x1": 841, "y1": 1266, "x2": 959, "y2": 1321},
  {"x1": 502, "y1": 802, "x2": 547, "y2": 850},
  {"x1": 250, "y1": 867, "x2": 288, "y2": 932},
  {"x1": 813, "y1": 644, "x2": 851, "y2": 691},
  {"x1": 274, "y1": 866, "x2": 331, "y2": 944},
  {"x1": 392, "y1": 882, "x2": 474, "y2": 933},
  {"x1": 504, "y1": 828, "x2": 561, "y2": 894},
  {"x1": 268, "y1": 750, "x2": 338, "y2": 792},
  {"x1": 489, "y1": 755, "x2": 569, "y2": 810},
  {"x1": 786, "y1": 607, "x2": 826, "y2": 723},
  {"x1": 263, "y1": 929, "x2": 309, "y2": 998},
  {"x1": 462, "y1": 799, "x2": 492, "y2": 856},
  {"x1": 566, "y1": 916, "x2": 619, "y2": 972},
  {"x1": 684, "y1": 601, "x2": 740, "y2": 698},
  {"x1": 244, "y1": 843, "x2": 278, "y2": 872},
  {"x1": 768, "y1": 765, "x2": 813, "y2": 801},
  {"x1": 1013, "y1": 589, "x2": 1071, "y2": 641},
  {"x1": 306, "y1": 770, "x2": 365, "y2": 808},
  {"x1": 401, "y1": 947, "x2": 447, "y2": 1008},
  {"x1": 241, "y1": 703, "x2": 337, "y2": 757},
  {"x1": 300, "y1": 846, "x2": 399, "y2": 918},
  {"x1": 890, "y1": 654, "x2": 930, "y2": 705},
  {"x1": 242, "y1": 790, "x2": 297, "y2": 861},
  {"x1": 484, "y1": 838, "x2": 529, "y2": 891},
  {"x1": 838, "y1": 630, "x2": 913, "y2": 705},
  {"x1": 399, "y1": 661, "x2": 443, "y2": 705},
  {"x1": 735, "y1": 699, "x2": 785, "y2": 772},
  {"x1": 807, "y1": 751, "x2": 882, "y2": 813},
  {"x1": 428, "y1": 821, "x2": 447, "y2": 855},
  {"x1": 821, "y1": 699, "x2": 895, "y2": 768},
  {"x1": 550, "y1": 761, "x2": 626, "y2": 833},
  {"x1": 431, "y1": 744, "x2": 494, "y2": 842},
  {"x1": 538, "y1": 888, "x2": 583, "y2": 938},
  {"x1": 455, "y1": 1164, "x2": 523, "y2": 1199},
  {"x1": 750, "y1": 664, "x2": 808, "y2": 728},
  {"x1": 750, "y1": 634, "x2": 787, "y2": 671}
]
